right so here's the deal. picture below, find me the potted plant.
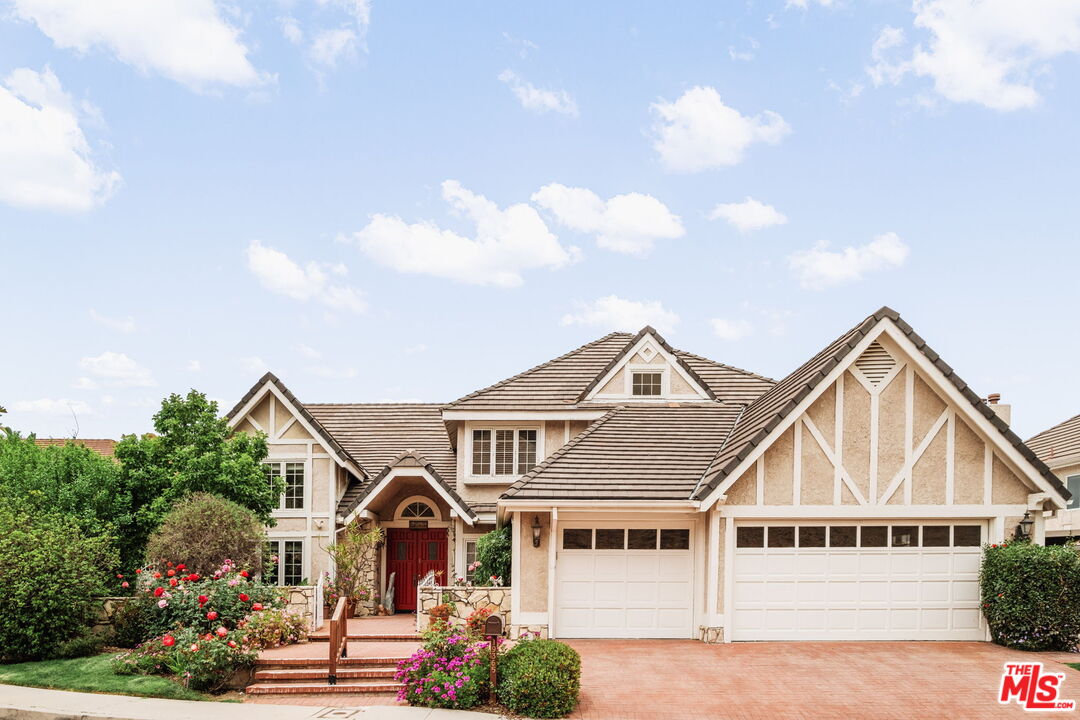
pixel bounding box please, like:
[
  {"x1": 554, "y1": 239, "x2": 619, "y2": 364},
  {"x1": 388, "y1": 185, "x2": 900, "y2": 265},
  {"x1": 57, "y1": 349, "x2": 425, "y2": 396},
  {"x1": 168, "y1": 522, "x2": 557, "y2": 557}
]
[{"x1": 326, "y1": 523, "x2": 383, "y2": 618}]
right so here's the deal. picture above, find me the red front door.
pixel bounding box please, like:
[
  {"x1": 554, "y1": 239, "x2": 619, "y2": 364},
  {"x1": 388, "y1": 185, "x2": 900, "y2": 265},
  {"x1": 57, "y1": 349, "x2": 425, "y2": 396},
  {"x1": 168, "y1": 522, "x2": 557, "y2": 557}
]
[{"x1": 387, "y1": 528, "x2": 447, "y2": 611}]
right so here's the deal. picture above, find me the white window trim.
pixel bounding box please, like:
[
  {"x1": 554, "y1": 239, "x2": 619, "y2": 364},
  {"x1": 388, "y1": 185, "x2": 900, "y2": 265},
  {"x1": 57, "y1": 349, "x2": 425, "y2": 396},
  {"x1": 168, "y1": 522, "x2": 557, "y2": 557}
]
[
  {"x1": 266, "y1": 537, "x2": 307, "y2": 587},
  {"x1": 395, "y1": 495, "x2": 441, "y2": 521},
  {"x1": 1067, "y1": 475, "x2": 1080, "y2": 510},
  {"x1": 464, "y1": 424, "x2": 543, "y2": 484},
  {"x1": 265, "y1": 458, "x2": 310, "y2": 516},
  {"x1": 627, "y1": 364, "x2": 668, "y2": 397}
]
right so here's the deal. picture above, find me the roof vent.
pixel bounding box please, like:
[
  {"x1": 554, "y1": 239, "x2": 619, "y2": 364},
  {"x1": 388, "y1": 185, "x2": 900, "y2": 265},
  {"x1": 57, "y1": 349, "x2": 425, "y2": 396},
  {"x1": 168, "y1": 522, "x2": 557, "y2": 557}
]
[{"x1": 855, "y1": 341, "x2": 896, "y2": 385}]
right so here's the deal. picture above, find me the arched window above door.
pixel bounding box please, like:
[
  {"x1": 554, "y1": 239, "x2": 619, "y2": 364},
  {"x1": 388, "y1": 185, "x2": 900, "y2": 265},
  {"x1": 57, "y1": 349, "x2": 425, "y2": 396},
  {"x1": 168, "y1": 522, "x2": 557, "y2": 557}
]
[{"x1": 395, "y1": 496, "x2": 439, "y2": 520}]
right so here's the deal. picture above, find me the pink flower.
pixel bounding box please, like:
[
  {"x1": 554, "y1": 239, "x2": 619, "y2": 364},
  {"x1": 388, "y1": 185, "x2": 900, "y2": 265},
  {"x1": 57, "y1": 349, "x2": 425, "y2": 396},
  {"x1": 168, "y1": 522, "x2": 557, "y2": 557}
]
[
  {"x1": 207, "y1": 611, "x2": 218, "y2": 620},
  {"x1": 227, "y1": 640, "x2": 237, "y2": 648},
  {"x1": 121, "y1": 581, "x2": 129, "y2": 588},
  {"x1": 189, "y1": 643, "x2": 199, "y2": 652},
  {"x1": 216, "y1": 626, "x2": 228, "y2": 637},
  {"x1": 157, "y1": 599, "x2": 168, "y2": 608}
]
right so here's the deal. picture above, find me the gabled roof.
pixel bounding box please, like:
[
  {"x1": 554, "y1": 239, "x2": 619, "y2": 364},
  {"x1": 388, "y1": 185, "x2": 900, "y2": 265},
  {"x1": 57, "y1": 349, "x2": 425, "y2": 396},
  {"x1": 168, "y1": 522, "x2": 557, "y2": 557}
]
[
  {"x1": 503, "y1": 404, "x2": 743, "y2": 501},
  {"x1": 1027, "y1": 413, "x2": 1080, "y2": 468},
  {"x1": 339, "y1": 449, "x2": 477, "y2": 524},
  {"x1": 224, "y1": 372, "x2": 360, "y2": 471},
  {"x1": 693, "y1": 307, "x2": 1069, "y2": 502},
  {"x1": 447, "y1": 329, "x2": 774, "y2": 410},
  {"x1": 576, "y1": 326, "x2": 715, "y2": 401}
]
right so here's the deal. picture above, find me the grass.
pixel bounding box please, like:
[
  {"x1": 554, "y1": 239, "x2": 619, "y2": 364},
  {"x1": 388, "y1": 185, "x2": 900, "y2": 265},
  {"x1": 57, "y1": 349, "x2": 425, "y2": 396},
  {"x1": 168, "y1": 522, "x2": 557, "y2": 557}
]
[
  {"x1": 0, "y1": 653, "x2": 208, "y2": 701},
  {"x1": 1068, "y1": 663, "x2": 1080, "y2": 672}
]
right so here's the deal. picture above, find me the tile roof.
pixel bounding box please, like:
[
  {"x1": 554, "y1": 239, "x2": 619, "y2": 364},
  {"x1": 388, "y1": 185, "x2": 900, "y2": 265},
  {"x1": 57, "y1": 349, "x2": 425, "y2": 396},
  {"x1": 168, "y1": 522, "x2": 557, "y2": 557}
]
[
  {"x1": 503, "y1": 404, "x2": 743, "y2": 501},
  {"x1": 693, "y1": 307, "x2": 1069, "y2": 503},
  {"x1": 1027, "y1": 413, "x2": 1080, "y2": 468},
  {"x1": 33, "y1": 438, "x2": 116, "y2": 457},
  {"x1": 448, "y1": 330, "x2": 775, "y2": 410},
  {"x1": 336, "y1": 450, "x2": 476, "y2": 523}
]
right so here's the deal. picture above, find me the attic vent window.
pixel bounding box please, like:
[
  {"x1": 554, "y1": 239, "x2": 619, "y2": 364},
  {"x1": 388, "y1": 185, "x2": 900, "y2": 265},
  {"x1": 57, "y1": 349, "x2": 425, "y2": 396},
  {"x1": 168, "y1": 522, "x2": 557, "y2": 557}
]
[
  {"x1": 632, "y1": 371, "x2": 663, "y2": 396},
  {"x1": 855, "y1": 341, "x2": 897, "y2": 385}
]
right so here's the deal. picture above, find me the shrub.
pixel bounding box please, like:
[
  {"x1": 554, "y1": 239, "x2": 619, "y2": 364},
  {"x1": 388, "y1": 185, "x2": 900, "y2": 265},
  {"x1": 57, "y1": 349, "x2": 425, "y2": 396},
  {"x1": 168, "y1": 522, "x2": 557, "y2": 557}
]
[
  {"x1": 0, "y1": 498, "x2": 117, "y2": 661},
  {"x1": 497, "y1": 637, "x2": 580, "y2": 718},
  {"x1": 395, "y1": 631, "x2": 489, "y2": 710},
  {"x1": 239, "y1": 608, "x2": 308, "y2": 649},
  {"x1": 111, "y1": 596, "x2": 155, "y2": 648},
  {"x1": 474, "y1": 524, "x2": 512, "y2": 585},
  {"x1": 144, "y1": 494, "x2": 265, "y2": 577},
  {"x1": 112, "y1": 626, "x2": 257, "y2": 692},
  {"x1": 50, "y1": 630, "x2": 108, "y2": 660},
  {"x1": 428, "y1": 602, "x2": 453, "y2": 630},
  {"x1": 982, "y1": 540, "x2": 1080, "y2": 651}
]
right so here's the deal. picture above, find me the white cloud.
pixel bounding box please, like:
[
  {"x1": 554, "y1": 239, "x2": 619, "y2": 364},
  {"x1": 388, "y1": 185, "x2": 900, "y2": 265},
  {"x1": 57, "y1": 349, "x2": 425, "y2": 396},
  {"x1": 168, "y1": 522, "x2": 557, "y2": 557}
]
[
  {"x1": 239, "y1": 356, "x2": 267, "y2": 374},
  {"x1": 867, "y1": 1, "x2": 1080, "y2": 111},
  {"x1": 12, "y1": 398, "x2": 93, "y2": 415},
  {"x1": 650, "y1": 86, "x2": 790, "y2": 172},
  {"x1": 0, "y1": 67, "x2": 120, "y2": 212},
  {"x1": 561, "y1": 295, "x2": 680, "y2": 334},
  {"x1": 246, "y1": 240, "x2": 366, "y2": 313},
  {"x1": 306, "y1": 365, "x2": 357, "y2": 379},
  {"x1": 298, "y1": 344, "x2": 322, "y2": 359},
  {"x1": 79, "y1": 351, "x2": 156, "y2": 387},
  {"x1": 788, "y1": 232, "x2": 910, "y2": 289},
  {"x1": 187, "y1": 360, "x2": 201, "y2": 372},
  {"x1": 279, "y1": 15, "x2": 303, "y2": 44},
  {"x1": 72, "y1": 376, "x2": 98, "y2": 390},
  {"x1": 308, "y1": 27, "x2": 357, "y2": 68},
  {"x1": 352, "y1": 180, "x2": 579, "y2": 288},
  {"x1": 89, "y1": 308, "x2": 136, "y2": 333},
  {"x1": 710, "y1": 318, "x2": 754, "y2": 341},
  {"x1": 9, "y1": 0, "x2": 267, "y2": 91},
  {"x1": 531, "y1": 183, "x2": 684, "y2": 255},
  {"x1": 498, "y1": 70, "x2": 578, "y2": 117},
  {"x1": 708, "y1": 197, "x2": 788, "y2": 233},
  {"x1": 728, "y1": 38, "x2": 759, "y2": 62}
]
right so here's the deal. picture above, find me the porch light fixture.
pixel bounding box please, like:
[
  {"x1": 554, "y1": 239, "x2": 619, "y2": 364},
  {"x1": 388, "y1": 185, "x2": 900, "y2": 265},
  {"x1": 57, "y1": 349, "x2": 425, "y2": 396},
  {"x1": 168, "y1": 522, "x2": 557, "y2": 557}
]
[
  {"x1": 1014, "y1": 510, "x2": 1034, "y2": 541},
  {"x1": 531, "y1": 515, "x2": 542, "y2": 547}
]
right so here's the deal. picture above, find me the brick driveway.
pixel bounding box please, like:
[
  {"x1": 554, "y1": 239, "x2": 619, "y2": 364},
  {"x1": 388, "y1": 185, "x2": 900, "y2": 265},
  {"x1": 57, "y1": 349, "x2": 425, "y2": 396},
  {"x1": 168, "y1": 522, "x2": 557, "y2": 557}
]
[{"x1": 563, "y1": 640, "x2": 1079, "y2": 720}]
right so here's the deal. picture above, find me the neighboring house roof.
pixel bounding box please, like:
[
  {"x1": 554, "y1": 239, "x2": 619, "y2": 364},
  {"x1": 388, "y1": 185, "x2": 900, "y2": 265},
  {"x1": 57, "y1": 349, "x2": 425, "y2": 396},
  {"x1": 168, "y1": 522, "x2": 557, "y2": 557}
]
[
  {"x1": 693, "y1": 306, "x2": 1069, "y2": 502},
  {"x1": 224, "y1": 372, "x2": 361, "y2": 472},
  {"x1": 33, "y1": 438, "x2": 116, "y2": 457},
  {"x1": 447, "y1": 329, "x2": 774, "y2": 410},
  {"x1": 1027, "y1": 413, "x2": 1080, "y2": 468},
  {"x1": 504, "y1": 404, "x2": 744, "y2": 501},
  {"x1": 338, "y1": 449, "x2": 477, "y2": 524}
]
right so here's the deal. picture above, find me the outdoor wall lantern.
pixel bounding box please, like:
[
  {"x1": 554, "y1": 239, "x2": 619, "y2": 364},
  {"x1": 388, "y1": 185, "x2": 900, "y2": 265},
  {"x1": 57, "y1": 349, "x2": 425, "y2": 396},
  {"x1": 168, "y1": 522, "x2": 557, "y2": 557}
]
[
  {"x1": 1014, "y1": 510, "x2": 1034, "y2": 541},
  {"x1": 531, "y1": 515, "x2": 542, "y2": 547}
]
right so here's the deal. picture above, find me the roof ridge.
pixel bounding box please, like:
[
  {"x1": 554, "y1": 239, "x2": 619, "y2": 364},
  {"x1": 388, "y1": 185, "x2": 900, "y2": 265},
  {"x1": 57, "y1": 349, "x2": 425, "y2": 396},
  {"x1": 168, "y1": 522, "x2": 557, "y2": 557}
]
[
  {"x1": 305, "y1": 402, "x2": 445, "y2": 408},
  {"x1": 674, "y1": 349, "x2": 776, "y2": 384},
  {"x1": 1027, "y1": 412, "x2": 1080, "y2": 444},
  {"x1": 502, "y1": 407, "x2": 624, "y2": 498},
  {"x1": 447, "y1": 331, "x2": 633, "y2": 407}
]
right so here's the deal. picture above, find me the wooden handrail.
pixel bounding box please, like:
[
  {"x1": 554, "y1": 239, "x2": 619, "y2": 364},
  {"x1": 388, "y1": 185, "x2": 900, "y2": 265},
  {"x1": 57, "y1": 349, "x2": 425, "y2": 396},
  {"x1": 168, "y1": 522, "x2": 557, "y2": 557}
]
[{"x1": 327, "y1": 596, "x2": 348, "y2": 685}]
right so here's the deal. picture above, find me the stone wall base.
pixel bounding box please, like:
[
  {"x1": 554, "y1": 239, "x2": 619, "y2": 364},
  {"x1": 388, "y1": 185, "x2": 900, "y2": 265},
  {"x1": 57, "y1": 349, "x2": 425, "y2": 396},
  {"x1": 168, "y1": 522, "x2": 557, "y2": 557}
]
[
  {"x1": 508, "y1": 624, "x2": 549, "y2": 639},
  {"x1": 417, "y1": 586, "x2": 512, "y2": 632},
  {"x1": 698, "y1": 626, "x2": 724, "y2": 643}
]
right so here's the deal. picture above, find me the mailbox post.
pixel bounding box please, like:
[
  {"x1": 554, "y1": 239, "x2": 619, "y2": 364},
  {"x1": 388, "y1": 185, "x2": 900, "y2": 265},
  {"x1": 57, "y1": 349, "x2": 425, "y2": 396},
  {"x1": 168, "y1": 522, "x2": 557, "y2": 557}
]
[{"x1": 484, "y1": 613, "x2": 503, "y2": 703}]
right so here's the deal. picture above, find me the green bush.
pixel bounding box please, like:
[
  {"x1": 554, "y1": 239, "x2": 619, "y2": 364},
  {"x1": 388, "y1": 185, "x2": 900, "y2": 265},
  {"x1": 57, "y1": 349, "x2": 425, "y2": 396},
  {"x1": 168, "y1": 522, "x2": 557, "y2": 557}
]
[
  {"x1": 144, "y1": 493, "x2": 265, "y2": 577},
  {"x1": 111, "y1": 596, "x2": 154, "y2": 648},
  {"x1": 981, "y1": 540, "x2": 1080, "y2": 651},
  {"x1": 474, "y1": 523, "x2": 512, "y2": 585},
  {"x1": 497, "y1": 637, "x2": 580, "y2": 718},
  {"x1": 112, "y1": 626, "x2": 257, "y2": 692},
  {"x1": 0, "y1": 498, "x2": 117, "y2": 661},
  {"x1": 50, "y1": 631, "x2": 108, "y2": 660},
  {"x1": 395, "y1": 629, "x2": 489, "y2": 709}
]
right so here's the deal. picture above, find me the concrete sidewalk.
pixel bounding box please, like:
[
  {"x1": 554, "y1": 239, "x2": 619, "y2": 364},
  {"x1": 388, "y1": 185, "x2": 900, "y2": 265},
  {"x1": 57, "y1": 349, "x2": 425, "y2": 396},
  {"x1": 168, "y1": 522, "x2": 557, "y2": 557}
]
[{"x1": 0, "y1": 685, "x2": 501, "y2": 720}]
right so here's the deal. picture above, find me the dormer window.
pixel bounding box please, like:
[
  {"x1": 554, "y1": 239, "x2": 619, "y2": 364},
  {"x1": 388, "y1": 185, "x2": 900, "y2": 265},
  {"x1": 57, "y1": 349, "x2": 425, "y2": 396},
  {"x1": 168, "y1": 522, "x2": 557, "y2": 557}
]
[{"x1": 632, "y1": 371, "x2": 663, "y2": 396}]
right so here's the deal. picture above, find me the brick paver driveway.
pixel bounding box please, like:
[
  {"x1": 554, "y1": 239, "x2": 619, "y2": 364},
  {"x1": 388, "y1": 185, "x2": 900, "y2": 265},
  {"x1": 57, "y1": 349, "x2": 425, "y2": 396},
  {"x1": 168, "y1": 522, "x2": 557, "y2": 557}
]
[{"x1": 563, "y1": 640, "x2": 1079, "y2": 720}]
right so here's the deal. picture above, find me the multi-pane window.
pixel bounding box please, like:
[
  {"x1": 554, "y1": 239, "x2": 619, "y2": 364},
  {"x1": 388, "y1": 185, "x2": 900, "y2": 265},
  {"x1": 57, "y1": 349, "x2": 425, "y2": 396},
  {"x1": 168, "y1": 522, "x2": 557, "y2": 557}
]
[
  {"x1": 401, "y1": 501, "x2": 435, "y2": 518},
  {"x1": 264, "y1": 461, "x2": 305, "y2": 510},
  {"x1": 465, "y1": 539, "x2": 478, "y2": 579},
  {"x1": 266, "y1": 539, "x2": 304, "y2": 586},
  {"x1": 735, "y1": 524, "x2": 984, "y2": 548},
  {"x1": 471, "y1": 428, "x2": 538, "y2": 475},
  {"x1": 1068, "y1": 475, "x2": 1080, "y2": 510},
  {"x1": 632, "y1": 371, "x2": 662, "y2": 396}
]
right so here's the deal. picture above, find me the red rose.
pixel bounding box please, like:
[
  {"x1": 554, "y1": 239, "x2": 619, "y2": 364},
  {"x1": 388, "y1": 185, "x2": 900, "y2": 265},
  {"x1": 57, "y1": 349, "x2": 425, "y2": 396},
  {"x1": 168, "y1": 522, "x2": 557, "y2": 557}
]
[
  {"x1": 167, "y1": 562, "x2": 173, "y2": 567},
  {"x1": 239, "y1": 593, "x2": 250, "y2": 602},
  {"x1": 153, "y1": 572, "x2": 162, "y2": 579},
  {"x1": 154, "y1": 587, "x2": 164, "y2": 597},
  {"x1": 240, "y1": 570, "x2": 249, "y2": 578},
  {"x1": 169, "y1": 578, "x2": 178, "y2": 587},
  {"x1": 176, "y1": 564, "x2": 186, "y2": 570},
  {"x1": 227, "y1": 640, "x2": 237, "y2": 648},
  {"x1": 252, "y1": 603, "x2": 263, "y2": 611},
  {"x1": 198, "y1": 594, "x2": 209, "y2": 605},
  {"x1": 188, "y1": 574, "x2": 199, "y2": 582},
  {"x1": 135, "y1": 568, "x2": 142, "y2": 574},
  {"x1": 207, "y1": 611, "x2": 218, "y2": 620},
  {"x1": 166, "y1": 569, "x2": 176, "y2": 577},
  {"x1": 216, "y1": 626, "x2": 228, "y2": 637},
  {"x1": 162, "y1": 634, "x2": 175, "y2": 647},
  {"x1": 116, "y1": 573, "x2": 123, "y2": 579},
  {"x1": 121, "y1": 581, "x2": 129, "y2": 588}
]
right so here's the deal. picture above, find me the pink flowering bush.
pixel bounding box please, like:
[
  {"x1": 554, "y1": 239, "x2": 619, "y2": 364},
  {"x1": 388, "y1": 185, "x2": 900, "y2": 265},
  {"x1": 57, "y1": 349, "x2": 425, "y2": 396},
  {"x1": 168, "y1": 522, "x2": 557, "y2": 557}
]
[
  {"x1": 239, "y1": 607, "x2": 309, "y2": 649},
  {"x1": 112, "y1": 626, "x2": 257, "y2": 692},
  {"x1": 395, "y1": 629, "x2": 490, "y2": 709}
]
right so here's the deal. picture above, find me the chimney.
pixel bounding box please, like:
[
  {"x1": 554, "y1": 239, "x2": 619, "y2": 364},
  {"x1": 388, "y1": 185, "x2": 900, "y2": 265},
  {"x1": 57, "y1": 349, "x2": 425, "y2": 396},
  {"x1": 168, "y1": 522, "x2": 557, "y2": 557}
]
[{"x1": 986, "y1": 393, "x2": 1012, "y2": 425}]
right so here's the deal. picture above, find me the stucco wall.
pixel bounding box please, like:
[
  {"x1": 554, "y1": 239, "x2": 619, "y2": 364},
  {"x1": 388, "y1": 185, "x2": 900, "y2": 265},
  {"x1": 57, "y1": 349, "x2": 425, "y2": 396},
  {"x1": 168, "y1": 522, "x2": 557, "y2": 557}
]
[{"x1": 518, "y1": 512, "x2": 550, "y2": 613}]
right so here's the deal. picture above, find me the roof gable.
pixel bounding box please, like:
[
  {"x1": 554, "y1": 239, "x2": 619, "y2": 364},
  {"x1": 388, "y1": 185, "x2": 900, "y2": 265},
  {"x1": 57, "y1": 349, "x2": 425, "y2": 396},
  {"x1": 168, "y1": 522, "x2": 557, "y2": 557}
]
[
  {"x1": 695, "y1": 307, "x2": 1069, "y2": 508},
  {"x1": 579, "y1": 326, "x2": 714, "y2": 403}
]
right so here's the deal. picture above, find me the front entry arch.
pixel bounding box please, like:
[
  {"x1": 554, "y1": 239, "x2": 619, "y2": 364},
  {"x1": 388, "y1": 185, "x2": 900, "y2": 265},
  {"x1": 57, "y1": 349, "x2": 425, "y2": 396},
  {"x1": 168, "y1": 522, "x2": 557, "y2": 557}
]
[{"x1": 387, "y1": 527, "x2": 448, "y2": 611}]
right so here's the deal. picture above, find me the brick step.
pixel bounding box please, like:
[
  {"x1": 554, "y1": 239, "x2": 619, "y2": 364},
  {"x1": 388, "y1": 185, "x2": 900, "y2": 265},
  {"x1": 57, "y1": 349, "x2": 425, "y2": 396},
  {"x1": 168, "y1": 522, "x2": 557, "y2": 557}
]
[
  {"x1": 245, "y1": 679, "x2": 399, "y2": 695},
  {"x1": 254, "y1": 667, "x2": 397, "y2": 682},
  {"x1": 256, "y1": 656, "x2": 409, "y2": 669},
  {"x1": 309, "y1": 633, "x2": 419, "y2": 642}
]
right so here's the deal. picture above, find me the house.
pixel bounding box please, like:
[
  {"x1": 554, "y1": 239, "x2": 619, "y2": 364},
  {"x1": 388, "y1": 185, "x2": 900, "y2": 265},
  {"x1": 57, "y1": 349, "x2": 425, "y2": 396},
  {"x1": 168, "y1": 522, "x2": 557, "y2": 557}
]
[
  {"x1": 224, "y1": 307, "x2": 1070, "y2": 643},
  {"x1": 1027, "y1": 413, "x2": 1080, "y2": 542},
  {"x1": 33, "y1": 438, "x2": 117, "y2": 457}
]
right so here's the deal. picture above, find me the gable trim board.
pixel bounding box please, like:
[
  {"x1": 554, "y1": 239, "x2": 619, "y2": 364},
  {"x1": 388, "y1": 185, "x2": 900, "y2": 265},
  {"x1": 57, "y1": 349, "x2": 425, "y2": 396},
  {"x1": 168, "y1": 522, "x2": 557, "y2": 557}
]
[
  {"x1": 578, "y1": 326, "x2": 714, "y2": 402},
  {"x1": 696, "y1": 311, "x2": 1069, "y2": 512}
]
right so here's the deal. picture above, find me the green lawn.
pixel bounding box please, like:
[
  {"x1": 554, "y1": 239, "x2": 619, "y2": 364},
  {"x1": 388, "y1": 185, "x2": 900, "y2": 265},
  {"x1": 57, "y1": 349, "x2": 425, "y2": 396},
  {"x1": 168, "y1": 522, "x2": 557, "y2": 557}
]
[
  {"x1": 0, "y1": 653, "x2": 208, "y2": 701},
  {"x1": 1068, "y1": 663, "x2": 1080, "y2": 672}
]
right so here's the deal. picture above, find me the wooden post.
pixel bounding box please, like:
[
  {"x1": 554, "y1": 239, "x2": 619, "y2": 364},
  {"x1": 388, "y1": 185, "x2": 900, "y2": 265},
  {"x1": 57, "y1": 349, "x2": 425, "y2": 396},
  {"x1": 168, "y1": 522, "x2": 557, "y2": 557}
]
[{"x1": 488, "y1": 636, "x2": 497, "y2": 703}]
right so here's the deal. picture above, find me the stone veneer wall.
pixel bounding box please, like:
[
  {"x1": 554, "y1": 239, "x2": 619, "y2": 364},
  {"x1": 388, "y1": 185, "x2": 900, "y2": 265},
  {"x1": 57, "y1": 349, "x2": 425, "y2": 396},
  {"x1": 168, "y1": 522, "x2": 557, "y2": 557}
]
[
  {"x1": 699, "y1": 626, "x2": 724, "y2": 643},
  {"x1": 416, "y1": 586, "x2": 512, "y2": 632},
  {"x1": 92, "y1": 596, "x2": 132, "y2": 634}
]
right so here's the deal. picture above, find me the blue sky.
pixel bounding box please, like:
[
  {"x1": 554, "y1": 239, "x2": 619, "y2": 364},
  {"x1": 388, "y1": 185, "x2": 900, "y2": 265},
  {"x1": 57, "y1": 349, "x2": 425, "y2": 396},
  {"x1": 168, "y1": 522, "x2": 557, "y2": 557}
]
[{"x1": 2, "y1": 0, "x2": 1079, "y2": 441}]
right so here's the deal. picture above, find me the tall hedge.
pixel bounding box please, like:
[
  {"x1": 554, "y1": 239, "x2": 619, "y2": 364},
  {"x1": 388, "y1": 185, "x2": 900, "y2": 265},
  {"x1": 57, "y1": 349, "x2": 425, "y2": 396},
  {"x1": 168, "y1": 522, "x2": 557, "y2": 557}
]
[
  {"x1": 0, "y1": 498, "x2": 117, "y2": 661},
  {"x1": 981, "y1": 540, "x2": 1080, "y2": 651}
]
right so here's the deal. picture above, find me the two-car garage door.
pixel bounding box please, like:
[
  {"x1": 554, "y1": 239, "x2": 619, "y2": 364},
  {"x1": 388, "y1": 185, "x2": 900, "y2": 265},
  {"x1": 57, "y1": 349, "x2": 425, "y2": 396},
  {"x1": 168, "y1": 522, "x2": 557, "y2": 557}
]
[{"x1": 731, "y1": 521, "x2": 986, "y2": 641}]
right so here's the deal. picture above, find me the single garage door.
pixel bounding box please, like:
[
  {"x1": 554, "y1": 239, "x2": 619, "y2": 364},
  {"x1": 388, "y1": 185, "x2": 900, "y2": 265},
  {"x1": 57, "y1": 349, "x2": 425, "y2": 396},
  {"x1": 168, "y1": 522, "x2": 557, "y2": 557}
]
[
  {"x1": 556, "y1": 525, "x2": 694, "y2": 638},
  {"x1": 732, "y1": 521, "x2": 985, "y2": 641}
]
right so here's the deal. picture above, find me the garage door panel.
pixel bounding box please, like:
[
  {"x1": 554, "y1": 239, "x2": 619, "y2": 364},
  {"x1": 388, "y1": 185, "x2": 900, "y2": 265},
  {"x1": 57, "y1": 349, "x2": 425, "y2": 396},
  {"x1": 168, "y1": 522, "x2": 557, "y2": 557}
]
[
  {"x1": 626, "y1": 554, "x2": 659, "y2": 576},
  {"x1": 659, "y1": 554, "x2": 692, "y2": 577},
  {"x1": 559, "y1": 581, "x2": 593, "y2": 602},
  {"x1": 657, "y1": 581, "x2": 690, "y2": 602},
  {"x1": 733, "y1": 521, "x2": 986, "y2": 641},
  {"x1": 593, "y1": 581, "x2": 625, "y2": 602}
]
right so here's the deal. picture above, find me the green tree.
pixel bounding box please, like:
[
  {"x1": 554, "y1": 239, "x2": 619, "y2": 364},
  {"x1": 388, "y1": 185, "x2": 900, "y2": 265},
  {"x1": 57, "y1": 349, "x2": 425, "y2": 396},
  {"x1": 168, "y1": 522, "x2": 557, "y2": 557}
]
[
  {"x1": 144, "y1": 492, "x2": 266, "y2": 575},
  {"x1": 114, "y1": 390, "x2": 281, "y2": 572},
  {"x1": 474, "y1": 522, "x2": 512, "y2": 584}
]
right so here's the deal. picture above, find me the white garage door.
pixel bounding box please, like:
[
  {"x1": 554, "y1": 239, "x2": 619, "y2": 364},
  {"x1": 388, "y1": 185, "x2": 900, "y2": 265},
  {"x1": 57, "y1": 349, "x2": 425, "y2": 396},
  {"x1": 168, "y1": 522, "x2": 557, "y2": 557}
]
[
  {"x1": 732, "y1": 522, "x2": 985, "y2": 641},
  {"x1": 556, "y1": 525, "x2": 694, "y2": 638}
]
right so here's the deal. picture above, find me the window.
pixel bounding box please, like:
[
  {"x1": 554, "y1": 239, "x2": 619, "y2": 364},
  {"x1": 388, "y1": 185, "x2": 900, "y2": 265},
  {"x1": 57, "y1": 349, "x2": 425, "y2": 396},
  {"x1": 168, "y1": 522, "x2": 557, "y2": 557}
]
[
  {"x1": 632, "y1": 371, "x2": 662, "y2": 396},
  {"x1": 1069, "y1": 475, "x2": 1080, "y2": 510},
  {"x1": 471, "y1": 428, "x2": 538, "y2": 476},
  {"x1": 562, "y1": 529, "x2": 592, "y2": 549},
  {"x1": 628, "y1": 529, "x2": 657, "y2": 549},
  {"x1": 659, "y1": 529, "x2": 690, "y2": 549},
  {"x1": 465, "y1": 539, "x2": 479, "y2": 580},
  {"x1": 767, "y1": 526, "x2": 795, "y2": 548},
  {"x1": 799, "y1": 526, "x2": 826, "y2": 547},
  {"x1": 953, "y1": 525, "x2": 981, "y2": 546},
  {"x1": 264, "y1": 461, "x2": 305, "y2": 510},
  {"x1": 922, "y1": 526, "x2": 950, "y2": 547},
  {"x1": 401, "y1": 501, "x2": 435, "y2": 519},
  {"x1": 829, "y1": 526, "x2": 857, "y2": 547},
  {"x1": 891, "y1": 526, "x2": 918, "y2": 547},
  {"x1": 596, "y1": 529, "x2": 625, "y2": 549},
  {"x1": 861, "y1": 526, "x2": 888, "y2": 547},
  {"x1": 736, "y1": 526, "x2": 764, "y2": 548},
  {"x1": 266, "y1": 539, "x2": 303, "y2": 586}
]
